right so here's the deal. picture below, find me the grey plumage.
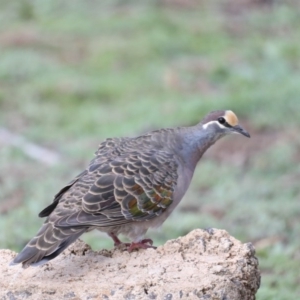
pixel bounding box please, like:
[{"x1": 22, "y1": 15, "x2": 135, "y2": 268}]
[{"x1": 11, "y1": 110, "x2": 250, "y2": 268}]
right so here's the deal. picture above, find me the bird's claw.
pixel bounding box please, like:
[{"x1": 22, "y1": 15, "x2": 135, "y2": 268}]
[
  {"x1": 127, "y1": 239, "x2": 157, "y2": 252},
  {"x1": 109, "y1": 233, "x2": 156, "y2": 252}
]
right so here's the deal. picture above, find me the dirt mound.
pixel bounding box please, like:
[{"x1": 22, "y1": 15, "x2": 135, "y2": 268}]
[{"x1": 0, "y1": 229, "x2": 260, "y2": 299}]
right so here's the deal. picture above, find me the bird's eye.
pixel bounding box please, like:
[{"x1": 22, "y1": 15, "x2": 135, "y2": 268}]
[{"x1": 218, "y1": 117, "x2": 226, "y2": 124}]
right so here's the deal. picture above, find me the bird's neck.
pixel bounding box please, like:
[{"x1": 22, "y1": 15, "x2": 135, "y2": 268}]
[{"x1": 176, "y1": 125, "x2": 225, "y2": 169}]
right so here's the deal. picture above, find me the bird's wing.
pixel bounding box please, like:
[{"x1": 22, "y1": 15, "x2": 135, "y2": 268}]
[
  {"x1": 38, "y1": 169, "x2": 88, "y2": 218},
  {"x1": 38, "y1": 137, "x2": 127, "y2": 219},
  {"x1": 54, "y1": 147, "x2": 178, "y2": 229}
]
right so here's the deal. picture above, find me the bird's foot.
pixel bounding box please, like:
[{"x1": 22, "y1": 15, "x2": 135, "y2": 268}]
[
  {"x1": 108, "y1": 232, "x2": 124, "y2": 247},
  {"x1": 108, "y1": 233, "x2": 156, "y2": 252},
  {"x1": 108, "y1": 232, "x2": 130, "y2": 250},
  {"x1": 127, "y1": 239, "x2": 156, "y2": 252}
]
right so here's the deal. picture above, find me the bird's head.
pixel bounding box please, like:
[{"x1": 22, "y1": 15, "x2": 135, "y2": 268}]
[{"x1": 200, "y1": 110, "x2": 250, "y2": 138}]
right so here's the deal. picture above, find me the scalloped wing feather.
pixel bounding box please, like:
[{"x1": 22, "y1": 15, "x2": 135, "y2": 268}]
[{"x1": 52, "y1": 137, "x2": 178, "y2": 229}]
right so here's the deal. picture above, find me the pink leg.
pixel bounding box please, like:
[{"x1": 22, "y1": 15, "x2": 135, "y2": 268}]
[
  {"x1": 108, "y1": 233, "x2": 156, "y2": 252},
  {"x1": 108, "y1": 232, "x2": 127, "y2": 246},
  {"x1": 128, "y1": 239, "x2": 156, "y2": 252}
]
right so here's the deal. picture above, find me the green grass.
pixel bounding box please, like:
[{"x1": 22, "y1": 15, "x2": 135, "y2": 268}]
[{"x1": 1, "y1": 0, "x2": 300, "y2": 298}]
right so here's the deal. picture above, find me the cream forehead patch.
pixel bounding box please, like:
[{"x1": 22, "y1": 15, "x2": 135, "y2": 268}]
[{"x1": 225, "y1": 110, "x2": 238, "y2": 126}]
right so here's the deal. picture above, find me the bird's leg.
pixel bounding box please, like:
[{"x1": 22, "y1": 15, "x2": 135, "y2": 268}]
[
  {"x1": 108, "y1": 233, "x2": 156, "y2": 252},
  {"x1": 108, "y1": 232, "x2": 128, "y2": 247},
  {"x1": 127, "y1": 239, "x2": 156, "y2": 252},
  {"x1": 108, "y1": 232, "x2": 120, "y2": 246}
]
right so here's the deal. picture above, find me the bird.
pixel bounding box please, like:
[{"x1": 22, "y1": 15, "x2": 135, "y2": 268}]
[{"x1": 11, "y1": 110, "x2": 250, "y2": 268}]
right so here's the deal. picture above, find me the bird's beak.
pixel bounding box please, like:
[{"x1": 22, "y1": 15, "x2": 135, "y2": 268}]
[{"x1": 232, "y1": 124, "x2": 250, "y2": 138}]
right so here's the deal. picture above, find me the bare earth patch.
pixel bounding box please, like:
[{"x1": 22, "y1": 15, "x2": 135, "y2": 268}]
[{"x1": 1, "y1": 229, "x2": 260, "y2": 300}]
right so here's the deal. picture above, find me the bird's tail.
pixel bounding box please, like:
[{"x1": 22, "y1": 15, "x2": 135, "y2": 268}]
[{"x1": 10, "y1": 222, "x2": 85, "y2": 268}]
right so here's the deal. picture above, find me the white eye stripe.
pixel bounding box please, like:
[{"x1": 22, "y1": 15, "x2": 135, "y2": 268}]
[{"x1": 202, "y1": 120, "x2": 226, "y2": 130}]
